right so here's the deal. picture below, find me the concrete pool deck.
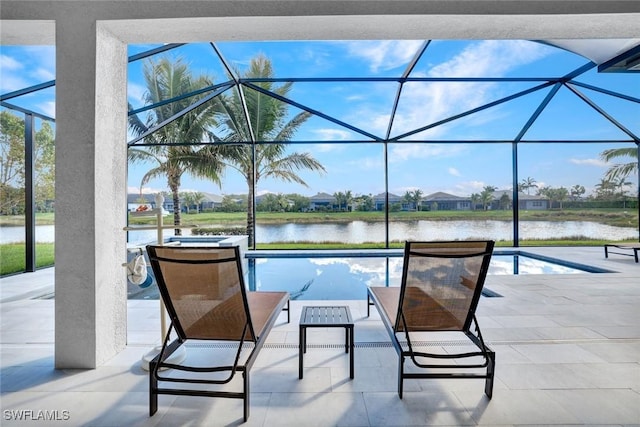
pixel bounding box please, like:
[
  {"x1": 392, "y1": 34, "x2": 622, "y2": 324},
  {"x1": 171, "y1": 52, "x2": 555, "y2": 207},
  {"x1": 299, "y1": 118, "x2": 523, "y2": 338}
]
[{"x1": 1, "y1": 246, "x2": 639, "y2": 426}]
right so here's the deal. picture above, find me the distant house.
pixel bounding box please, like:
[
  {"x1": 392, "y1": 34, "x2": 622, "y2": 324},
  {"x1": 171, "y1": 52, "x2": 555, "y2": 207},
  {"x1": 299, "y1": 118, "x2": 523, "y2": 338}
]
[
  {"x1": 491, "y1": 190, "x2": 549, "y2": 210},
  {"x1": 196, "y1": 192, "x2": 224, "y2": 211},
  {"x1": 423, "y1": 192, "x2": 471, "y2": 211},
  {"x1": 128, "y1": 192, "x2": 225, "y2": 213},
  {"x1": 309, "y1": 192, "x2": 336, "y2": 210},
  {"x1": 372, "y1": 192, "x2": 403, "y2": 211}
]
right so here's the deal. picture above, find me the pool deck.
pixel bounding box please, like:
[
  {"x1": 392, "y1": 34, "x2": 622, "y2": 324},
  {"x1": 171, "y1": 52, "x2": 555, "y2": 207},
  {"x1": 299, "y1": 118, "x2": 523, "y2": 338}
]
[{"x1": 1, "y1": 246, "x2": 639, "y2": 426}]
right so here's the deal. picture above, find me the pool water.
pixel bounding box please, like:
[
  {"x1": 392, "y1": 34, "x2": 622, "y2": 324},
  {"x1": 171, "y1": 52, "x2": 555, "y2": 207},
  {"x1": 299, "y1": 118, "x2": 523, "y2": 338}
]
[
  {"x1": 128, "y1": 252, "x2": 608, "y2": 300},
  {"x1": 244, "y1": 253, "x2": 606, "y2": 301}
]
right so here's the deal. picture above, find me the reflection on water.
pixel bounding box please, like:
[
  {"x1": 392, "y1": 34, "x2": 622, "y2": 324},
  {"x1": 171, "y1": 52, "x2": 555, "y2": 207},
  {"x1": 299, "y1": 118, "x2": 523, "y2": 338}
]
[
  {"x1": 488, "y1": 255, "x2": 582, "y2": 275},
  {"x1": 246, "y1": 254, "x2": 587, "y2": 300},
  {"x1": 1, "y1": 219, "x2": 637, "y2": 244},
  {"x1": 127, "y1": 253, "x2": 594, "y2": 300}
]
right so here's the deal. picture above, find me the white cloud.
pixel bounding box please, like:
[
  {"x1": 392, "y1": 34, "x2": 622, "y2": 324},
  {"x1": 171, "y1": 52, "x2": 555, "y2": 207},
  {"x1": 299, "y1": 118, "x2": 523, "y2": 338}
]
[
  {"x1": 132, "y1": 186, "x2": 167, "y2": 194},
  {"x1": 570, "y1": 158, "x2": 608, "y2": 167},
  {"x1": 389, "y1": 40, "x2": 554, "y2": 138},
  {"x1": 429, "y1": 40, "x2": 551, "y2": 78},
  {"x1": 0, "y1": 54, "x2": 23, "y2": 70},
  {"x1": 455, "y1": 181, "x2": 486, "y2": 194},
  {"x1": 38, "y1": 101, "x2": 56, "y2": 118},
  {"x1": 128, "y1": 82, "x2": 147, "y2": 106},
  {"x1": 344, "y1": 40, "x2": 425, "y2": 73},
  {"x1": 389, "y1": 143, "x2": 465, "y2": 163},
  {"x1": 0, "y1": 74, "x2": 30, "y2": 92},
  {"x1": 313, "y1": 143, "x2": 341, "y2": 153},
  {"x1": 33, "y1": 67, "x2": 55, "y2": 81},
  {"x1": 312, "y1": 128, "x2": 352, "y2": 141},
  {"x1": 448, "y1": 167, "x2": 461, "y2": 177}
]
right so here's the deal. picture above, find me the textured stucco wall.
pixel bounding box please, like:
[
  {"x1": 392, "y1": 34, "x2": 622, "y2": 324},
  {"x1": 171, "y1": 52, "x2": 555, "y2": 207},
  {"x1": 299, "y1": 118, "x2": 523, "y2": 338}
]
[{"x1": 53, "y1": 15, "x2": 128, "y2": 368}]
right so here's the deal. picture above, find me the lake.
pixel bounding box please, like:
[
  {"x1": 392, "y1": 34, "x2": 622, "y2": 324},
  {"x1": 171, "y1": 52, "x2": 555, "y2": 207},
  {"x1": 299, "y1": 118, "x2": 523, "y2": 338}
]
[{"x1": 1, "y1": 220, "x2": 638, "y2": 244}]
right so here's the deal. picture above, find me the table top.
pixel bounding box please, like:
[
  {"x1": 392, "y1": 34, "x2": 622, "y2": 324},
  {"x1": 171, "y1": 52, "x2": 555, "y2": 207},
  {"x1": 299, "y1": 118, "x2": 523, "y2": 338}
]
[{"x1": 300, "y1": 305, "x2": 353, "y2": 326}]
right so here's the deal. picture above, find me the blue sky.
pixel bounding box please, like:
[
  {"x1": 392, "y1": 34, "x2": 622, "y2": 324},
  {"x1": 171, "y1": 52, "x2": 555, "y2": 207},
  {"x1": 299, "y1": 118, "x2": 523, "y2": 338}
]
[{"x1": 2, "y1": 40, "x2": 638, "y2": 199}]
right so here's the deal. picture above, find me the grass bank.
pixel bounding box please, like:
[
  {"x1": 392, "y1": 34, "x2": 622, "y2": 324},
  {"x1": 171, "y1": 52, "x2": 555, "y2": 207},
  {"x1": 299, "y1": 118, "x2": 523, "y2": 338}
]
[{"x1": 0, "y1": 243, "x2": 55, "y2": 276}]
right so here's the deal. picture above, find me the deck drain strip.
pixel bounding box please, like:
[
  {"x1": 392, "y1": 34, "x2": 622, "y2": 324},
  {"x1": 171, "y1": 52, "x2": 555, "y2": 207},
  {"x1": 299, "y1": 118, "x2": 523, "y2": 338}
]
[
  {"x1": 186, "y1": 341, "x2": 486, "y2": 350},
  {"x1": 184, "y1": 337, "x2": 631, "y2": 350}
]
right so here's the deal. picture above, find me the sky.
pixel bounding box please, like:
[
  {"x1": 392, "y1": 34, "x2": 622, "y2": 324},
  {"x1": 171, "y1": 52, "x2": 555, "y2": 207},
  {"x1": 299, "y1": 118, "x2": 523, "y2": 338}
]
[{"x1": 2, "y1": 40, "x2": 638, "y2": 199}]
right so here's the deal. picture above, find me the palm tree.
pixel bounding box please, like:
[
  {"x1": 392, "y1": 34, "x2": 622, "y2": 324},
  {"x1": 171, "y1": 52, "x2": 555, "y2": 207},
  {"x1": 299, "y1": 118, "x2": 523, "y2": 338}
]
[
  {"x1": 594, "y1": 178, "x2": 616, "y2": 200},
  {"x1": 128, "y1": 57, "x2": 223, "y2": 234},
  {"x1": 411, "y1": 189, "x2": 424, "y2": 211},
  {"x1": 480, "y1": 186, "x2": 496, "y2": 210},
  {"x1": 211, "y1": 55, "x2": 326, "y2": 246},
  {"x1": 469, "y1": 193, "x2": 481, "y2": 211},
  {"x1": 600, "y1": 147, "x2": 638, "y2": 181},
  {"x1": 181, "y1": 191, "x2": 205, "y2": 213},
  {"x1": 518, "y1": 176, "x2": 538, "y2": 195},
  {"x1": 570, "y1": 184, "x2": 585, "y2": 201}
]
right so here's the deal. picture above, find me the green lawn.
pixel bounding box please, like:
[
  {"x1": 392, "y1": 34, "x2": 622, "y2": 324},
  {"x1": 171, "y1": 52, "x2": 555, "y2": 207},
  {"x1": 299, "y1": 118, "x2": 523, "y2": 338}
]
[{"x1": 0, "y1": 243, "x2": 55, "y2": 276}]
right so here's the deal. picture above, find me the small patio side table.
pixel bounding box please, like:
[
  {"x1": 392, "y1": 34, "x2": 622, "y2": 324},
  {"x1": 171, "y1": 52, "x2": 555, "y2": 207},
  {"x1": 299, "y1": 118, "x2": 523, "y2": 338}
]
[{"x1": 299, "y1": 305, "x2": 354, "y2": 379}]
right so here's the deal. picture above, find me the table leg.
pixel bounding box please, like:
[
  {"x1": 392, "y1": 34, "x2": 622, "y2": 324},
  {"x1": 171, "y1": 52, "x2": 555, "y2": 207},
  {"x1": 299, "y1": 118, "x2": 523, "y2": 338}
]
[
  {"x1": 299, "y1": 326, "x2": 304, "y2": 379},
  {"x1": 345, "y1": 326, "x2": 349, "y2": 353},
  {"x1": 349, "y1": 325, "x2": 354, "y2": 379}
]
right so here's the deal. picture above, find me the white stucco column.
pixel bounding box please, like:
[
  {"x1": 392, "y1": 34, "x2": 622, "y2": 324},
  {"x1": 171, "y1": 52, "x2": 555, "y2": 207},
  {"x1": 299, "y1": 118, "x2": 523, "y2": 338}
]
[{"x1": 54, "y1": 16, "x2": 128, "y2": 368}]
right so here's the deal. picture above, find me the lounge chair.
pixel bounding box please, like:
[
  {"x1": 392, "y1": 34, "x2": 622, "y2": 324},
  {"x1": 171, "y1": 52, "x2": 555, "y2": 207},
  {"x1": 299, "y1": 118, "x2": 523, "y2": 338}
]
[
  {"x1": 146, "y1": 245, "x2": 289, "y2": 422},
  {"x1": 604, "y1": 243, "x2": 640, "y2": 263},
  {"x1": 367, "y1": 240, "x2": 495, "y2": 398}
]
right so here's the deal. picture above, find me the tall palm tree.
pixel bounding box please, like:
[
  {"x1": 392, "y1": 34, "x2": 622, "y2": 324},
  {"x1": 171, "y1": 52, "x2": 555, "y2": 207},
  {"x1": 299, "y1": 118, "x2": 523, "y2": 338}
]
[
  {"x1": 128, "y1": 57, "x2": 223, "y2": 234},
  {"x1": 411, "y1": 189, "x2": 424, "y2": 211},
  {"x1": 211, "y1": 54, "x2": 326, "y2": 246},
  {"x1": 480, "y1": 186, "x2": 496, "y2": 210},
  {"x1": 600, "y1": 147, "x2": 638, "y2": 181},
  {"x1": 470, "y1": 193, "x2": 481, "y2": 211},
  {"x1": 519, "y1": 176, "x2": 538, "y2": 195}
]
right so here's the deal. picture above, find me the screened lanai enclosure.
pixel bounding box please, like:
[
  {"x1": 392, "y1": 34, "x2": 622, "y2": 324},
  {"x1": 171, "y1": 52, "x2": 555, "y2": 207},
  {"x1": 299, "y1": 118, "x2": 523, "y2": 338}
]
[{"x1": 1, "y1": 39, "x2": 639, "y2": 274}]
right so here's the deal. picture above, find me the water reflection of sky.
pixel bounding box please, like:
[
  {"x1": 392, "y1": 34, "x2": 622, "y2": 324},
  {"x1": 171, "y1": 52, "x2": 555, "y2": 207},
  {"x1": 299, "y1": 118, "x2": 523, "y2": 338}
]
[{"x1": 248, "y1": 255, "x2": 584, "y2": 300}]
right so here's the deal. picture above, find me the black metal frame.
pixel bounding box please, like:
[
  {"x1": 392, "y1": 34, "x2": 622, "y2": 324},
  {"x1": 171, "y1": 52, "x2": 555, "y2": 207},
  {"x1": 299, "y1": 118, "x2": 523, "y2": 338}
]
[
  {"x1": 2, "y1": 40, "x2": 639, "y2": 271},
  {"x1": 298, "y1": 305, "x2": 354, "y2": 380},
  {"x1": 146, "y1": 245, "x2": 290, "y2": 422},
  {"x1": 367, "y1": 240, "x2": 496, "y2": 398}
]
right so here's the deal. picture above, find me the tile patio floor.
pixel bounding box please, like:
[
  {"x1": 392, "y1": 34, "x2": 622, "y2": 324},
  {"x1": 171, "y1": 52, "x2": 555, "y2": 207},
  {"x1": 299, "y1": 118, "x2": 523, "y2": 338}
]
[{"x1": 1, "y1": 247, "x2": 639, "y2": 426}]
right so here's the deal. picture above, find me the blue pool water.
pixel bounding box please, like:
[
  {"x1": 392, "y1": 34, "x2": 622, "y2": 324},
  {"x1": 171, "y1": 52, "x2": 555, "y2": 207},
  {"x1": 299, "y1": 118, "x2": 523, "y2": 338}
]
[
  {"x1": 129, "y1": 251, "x2": 609, "y2": 300},
  {"x1": 242, "y1": 251, "x2": 608, "y2": 300}
]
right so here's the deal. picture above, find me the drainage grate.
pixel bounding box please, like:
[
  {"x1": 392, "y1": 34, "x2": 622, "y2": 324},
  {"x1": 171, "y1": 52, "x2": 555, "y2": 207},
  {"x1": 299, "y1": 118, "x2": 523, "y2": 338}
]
[
  {"x1": 180, "y1": 336, "x2": 631, "y2": 350},
  {"x1": 185, "y1": 340, "x2": 479, "y2": 350}
]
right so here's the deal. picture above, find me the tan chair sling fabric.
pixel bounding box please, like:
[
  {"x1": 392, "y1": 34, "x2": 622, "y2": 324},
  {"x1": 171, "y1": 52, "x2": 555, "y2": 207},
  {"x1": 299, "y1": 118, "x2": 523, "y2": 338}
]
[
  {"x1": 399, "y1": 240, "x2": 490, "y2": 332},
  {"x1": 146, "y1": 245, "x2": 289, "y2": 422},
  {"x1": 367, "y1": 240, "x2": 495, "y2": 399}
]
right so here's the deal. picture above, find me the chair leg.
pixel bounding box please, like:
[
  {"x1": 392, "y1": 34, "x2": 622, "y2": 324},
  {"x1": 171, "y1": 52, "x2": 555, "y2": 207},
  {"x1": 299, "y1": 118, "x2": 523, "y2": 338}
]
[
  {"x1": 149, "y1": 361, "x2": 158, "y2": 416},
  {"x1": 485, "y1": 350, "x2": 495, "y2": 399},
  {"x1": 366, "y1": 294, "x2": 371, "y2": 317},
  {"x1": 398, "y1": 355, "x2": 404, "y2": 399},
  {"x1": 243, "y1": 371, "x2": 250, "y2": 422}
]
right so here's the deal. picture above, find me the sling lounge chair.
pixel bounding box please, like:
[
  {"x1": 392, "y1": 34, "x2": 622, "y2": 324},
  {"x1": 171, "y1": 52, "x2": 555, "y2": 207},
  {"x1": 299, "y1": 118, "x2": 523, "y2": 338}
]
[
  {"x1": 367, "y1": 240, "x2": 495, "y2": 399},
  {"x1": 604, "y1": 243, "x2": 640, "y2": 263},
  {"x1": 146, "y1": 245, "x2": 290, "y2": 422}
]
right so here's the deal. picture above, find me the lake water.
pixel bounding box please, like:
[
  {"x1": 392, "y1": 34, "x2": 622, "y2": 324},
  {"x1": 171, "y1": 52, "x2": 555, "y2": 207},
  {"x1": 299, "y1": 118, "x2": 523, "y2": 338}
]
[{"x1": 2, "y1": 220, "x2": 637, "y2": 244}]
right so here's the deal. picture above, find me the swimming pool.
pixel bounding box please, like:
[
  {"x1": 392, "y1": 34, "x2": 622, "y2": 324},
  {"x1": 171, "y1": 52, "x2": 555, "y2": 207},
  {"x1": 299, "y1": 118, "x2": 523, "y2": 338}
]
[
  {"x1": 243, "y1": 251, "x2": 608, "y2": 300},
  {"x1": 128, "y1": 250, "x2": 610, "y2": 300}
]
